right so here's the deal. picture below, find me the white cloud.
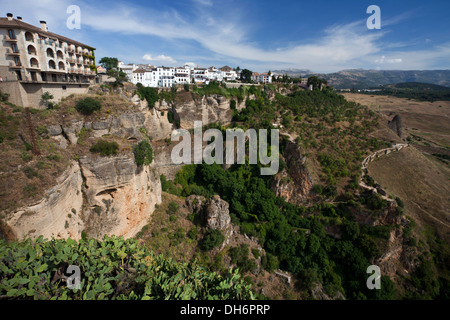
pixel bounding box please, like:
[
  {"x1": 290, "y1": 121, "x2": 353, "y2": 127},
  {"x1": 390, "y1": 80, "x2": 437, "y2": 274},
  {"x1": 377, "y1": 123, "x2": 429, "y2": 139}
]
[
  {"x1": 184, "y1": 62, "x2": 197, "y2": 68},
  {"x1": 4, "y1": 0, "x2": 449, "y2": 72},
  {"x1": 142, "y1": 54, "x2": 176, "y2": 64},
  {"x1": 375, "y1": 56, "x2": 403, "y2": 64}
]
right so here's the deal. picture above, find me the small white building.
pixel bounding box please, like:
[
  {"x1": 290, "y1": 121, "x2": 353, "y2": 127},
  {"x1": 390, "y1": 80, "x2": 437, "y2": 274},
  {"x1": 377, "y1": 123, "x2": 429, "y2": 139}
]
[{"x1": 118, "y1": 61, "x2": 137, "y2": 81}]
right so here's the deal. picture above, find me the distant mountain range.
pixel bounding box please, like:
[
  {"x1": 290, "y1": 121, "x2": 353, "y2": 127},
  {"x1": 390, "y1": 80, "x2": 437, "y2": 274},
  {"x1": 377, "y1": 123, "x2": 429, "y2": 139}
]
[{"x1": 271, "y1": 69, "x2": 450, "y2": 89}]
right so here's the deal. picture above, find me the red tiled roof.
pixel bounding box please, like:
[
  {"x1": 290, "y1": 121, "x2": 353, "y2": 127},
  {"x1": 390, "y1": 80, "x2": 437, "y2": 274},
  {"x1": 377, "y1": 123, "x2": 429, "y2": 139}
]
[{"x1": 0, "y1": 17, "x2": 95, "y2": 49}]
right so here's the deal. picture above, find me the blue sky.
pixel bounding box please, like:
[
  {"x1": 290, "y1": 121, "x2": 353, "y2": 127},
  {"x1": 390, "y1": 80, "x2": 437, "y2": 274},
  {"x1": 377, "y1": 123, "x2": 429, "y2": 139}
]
[{"x1": 2, "y1": 0, "x2": 450, "y2": 72}]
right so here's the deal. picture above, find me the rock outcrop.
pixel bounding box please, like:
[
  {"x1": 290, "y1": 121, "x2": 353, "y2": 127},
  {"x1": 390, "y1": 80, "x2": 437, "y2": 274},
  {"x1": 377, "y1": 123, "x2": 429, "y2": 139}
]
[
  {"x1": 79, "y1": 155, "x2": 162, "y2": 239},
  {"x1": 5, "y1": 161, "x2": 84, "y2": 240},
  {"x1": 204, "y1": 195, "x2": 231, "y2": 232},
  {"x1": 4, "y1": 154, "x2": 162, "y2": 241},
  {"x1": 271, "y1": 140, "x2": 313, "y2": 205},
  {"x1": 173, "y1": 95, "x2": 233, "y2": 129},
  {"x1": 388, "y1": 114, "x2": 402, "y2": 138}
]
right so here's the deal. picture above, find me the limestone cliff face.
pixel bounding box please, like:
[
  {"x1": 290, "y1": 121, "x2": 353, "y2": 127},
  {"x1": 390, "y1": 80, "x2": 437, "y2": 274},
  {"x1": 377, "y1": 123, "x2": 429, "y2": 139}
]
[
  {"x1": 79, "y1": 155, "x2": 162, "y2": 240},
  {"x1": 271, "y1": 140, "x2": 313, "y2": 205},
  {"x1": 5, "y1": 154, "x2": 162, "y2": 241},
  {"x1": 173, "y1": 95, "x2": 233, "y2": 129},
  {"x1": 5, "y1": 161, "x2": 84, "y2": 240}
]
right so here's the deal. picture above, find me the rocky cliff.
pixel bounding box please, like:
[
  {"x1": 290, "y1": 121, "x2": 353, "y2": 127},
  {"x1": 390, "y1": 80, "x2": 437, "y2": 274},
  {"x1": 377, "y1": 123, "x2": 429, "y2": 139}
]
[
  {"x1": 5, "y1": 155, "x2": 162, "y2": 241},
  {"x1": 79, "y1": 155, "x2": 161, "y2": 239},
  {"x1": 5, "y1": 161, "x2": 83, "y2": 240},
  {"x1": 270, "y1": 140, "x2": 313, "y2": 205}
]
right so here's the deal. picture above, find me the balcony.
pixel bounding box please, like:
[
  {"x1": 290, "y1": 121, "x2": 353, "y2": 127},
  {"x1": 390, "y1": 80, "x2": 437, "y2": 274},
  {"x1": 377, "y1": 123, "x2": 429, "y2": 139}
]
[
  {"x1": 27, "y1": 64, "x2": 40, "y2": 70},
  {"x1": 5, "y1": 36, "x2": 17, "y2": 42},
  {"x1": 6, "y1": 48, "x2": 20, "y2": 56},
  {"x1": 9, "y1": 62, "x2": 22, "y2": 68}
]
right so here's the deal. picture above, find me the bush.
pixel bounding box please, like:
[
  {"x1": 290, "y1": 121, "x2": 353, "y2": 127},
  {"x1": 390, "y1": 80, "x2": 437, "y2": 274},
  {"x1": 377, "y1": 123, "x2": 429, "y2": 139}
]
[
  {"x1": 133, "y1": 140, "x2": 153, "y2": 166},
  {"x1": 136, "y1": 86, "x2": 159, "y2": 109},
  {"x1": 75, "y1": 97, "x2": 101, "y2": 115},
  {"x1": 89, "y1": 140, "x2": 119, "y2": 156},
  {"x1": 187, "y1": 226, "x2": 198, "y2": 240},
  {"x1": 167, "y1": 201, "x2": 179, "y2": 215},
  {"x1": 201, "y1": 229, "x2": 225, "y2": 251},
  {"x1": 0, "y1": 236, "x2": 253, "y2": 300},
  {"x1": 167, "y1": 110, "x2": 174, "y2": 124},
  {"x1": 261, "y1": 253, "x2": 279, "y2": 272}
]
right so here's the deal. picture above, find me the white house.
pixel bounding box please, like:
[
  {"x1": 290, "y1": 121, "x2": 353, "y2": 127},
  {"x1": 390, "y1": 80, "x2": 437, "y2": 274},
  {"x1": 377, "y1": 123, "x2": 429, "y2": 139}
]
[
  {"x1": 118, "y1": 61, "x2": 137, "y2": 81},
  {"x1": 219, "y1": 66, "x2": 237, "y2": 81},
  {"x1": 131, "y1": 65, "x2": 192, "y2": 87}
]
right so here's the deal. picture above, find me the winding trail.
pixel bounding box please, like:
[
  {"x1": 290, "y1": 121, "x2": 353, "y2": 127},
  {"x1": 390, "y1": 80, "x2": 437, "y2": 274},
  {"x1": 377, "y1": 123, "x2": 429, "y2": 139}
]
[{"x1": 359, "y1": 143, "x2": 410, "y2": 201}]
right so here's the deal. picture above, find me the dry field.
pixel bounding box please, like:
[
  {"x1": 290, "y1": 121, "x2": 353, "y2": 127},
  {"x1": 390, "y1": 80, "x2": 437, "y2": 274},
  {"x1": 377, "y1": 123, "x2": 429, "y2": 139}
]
[{"x1": 341, "y1": 93, "x2": 450, "y2": 243}]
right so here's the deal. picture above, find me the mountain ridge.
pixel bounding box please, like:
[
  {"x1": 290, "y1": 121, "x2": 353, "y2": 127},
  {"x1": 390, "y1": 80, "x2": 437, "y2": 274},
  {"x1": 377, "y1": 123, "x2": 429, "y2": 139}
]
[{"x1": 272, "y1": 69, "x2": 450, "y2": 89}]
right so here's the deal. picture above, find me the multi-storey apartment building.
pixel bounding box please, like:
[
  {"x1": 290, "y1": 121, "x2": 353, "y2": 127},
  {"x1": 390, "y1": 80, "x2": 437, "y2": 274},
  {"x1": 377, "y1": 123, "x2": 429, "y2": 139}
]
[
  {"x1": 251, "y1": 72, "x2": 273, "y2": 84},
  {"x1": 0, "y1": 13, "x2": 96, "y2": 108},
  {"x1": 132, "y1": 65, "x2": 191, "y2": 88}
]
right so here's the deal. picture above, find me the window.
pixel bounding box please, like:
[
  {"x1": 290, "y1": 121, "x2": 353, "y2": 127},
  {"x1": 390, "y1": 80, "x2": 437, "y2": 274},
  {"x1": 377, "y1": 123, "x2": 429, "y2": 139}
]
[
  {"x1": 8, "y1": 29, "x2": 16, "y2": 40},
  {"x1": 16, "y1": 71, "x2": 22, "y2": 81},
  {"x1": 11, "y1": 43, "x2": 19, "y2": 53},
  {"x1": 25, "y1": 32, "x2": 34, "y2": 42},
  {"x1": 28, "y1": 45, "x2": 37, "y2": 55},
  {"x1": 13, "y1": 57, "x2": 21, "y2": 66},
  {"x1": 30, "y1": 72, "x2": 37, "y2": 81}
]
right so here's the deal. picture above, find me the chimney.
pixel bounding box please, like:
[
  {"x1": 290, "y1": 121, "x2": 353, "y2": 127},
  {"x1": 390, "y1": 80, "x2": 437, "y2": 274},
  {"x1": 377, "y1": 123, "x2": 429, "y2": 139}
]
[
  {"x1": 17, "y1": 16, "x2": 22, "y2": 21},
  {"x1": 40, "y1": 20, "x2": 47, "y2": 31},
  {"x1": 6, "y1": 13, "x2": 13, "y2": 21}
]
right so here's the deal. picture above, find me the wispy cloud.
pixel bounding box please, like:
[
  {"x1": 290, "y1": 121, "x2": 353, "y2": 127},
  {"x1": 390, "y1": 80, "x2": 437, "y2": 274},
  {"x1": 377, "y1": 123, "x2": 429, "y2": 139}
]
[
  {"x1": 143, "y1": 54, "x2": 177, "y2": 64},
  {"x1": 2, "y1": 0, "x2": 449, "y2": 72}
]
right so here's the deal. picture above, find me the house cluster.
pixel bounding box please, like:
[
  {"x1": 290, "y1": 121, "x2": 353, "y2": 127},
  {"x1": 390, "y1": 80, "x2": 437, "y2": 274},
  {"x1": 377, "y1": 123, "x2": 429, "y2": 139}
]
[
  {"x1": 115, "y1": 62, "x2": 241, "y2": 88},
  {"x1": 116, "y1": 62, "x2": 273, "y2": 88}
]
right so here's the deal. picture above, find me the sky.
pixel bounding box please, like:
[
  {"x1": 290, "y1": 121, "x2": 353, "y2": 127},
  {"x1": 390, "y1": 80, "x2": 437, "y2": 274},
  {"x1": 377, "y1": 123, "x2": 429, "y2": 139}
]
[{"x1": 2, "y1": 0, "x2": 450, "y2": 73}]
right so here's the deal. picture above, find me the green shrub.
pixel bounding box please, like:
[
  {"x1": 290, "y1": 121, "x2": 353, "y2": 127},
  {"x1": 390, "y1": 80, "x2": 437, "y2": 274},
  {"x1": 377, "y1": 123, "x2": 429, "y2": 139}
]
[
  {"x1": 0, "y1": 236, "x2": 253, "y2": 300},
  {"x1": 201, "y1": 229, "x2": 225, "y2": 251},
  {"x1": 395, "y1": 197, "x2": 405, "y2": 208},
  {"x1": 75, "y1": 97, "x2": 101, "y2": 115},
  {"x1": 23, "y1": 166, "x2": 38, "y2": 179},
  {"x1": 133, "y1": 140, "x2": 153, "y2": 166},
  {"x1": 20, "y1": 152, "x2": 32, "y2": 162},
  {"x1": 167, "y1": 110, "x2": 174, "y2": 124},
  {"x1": 167, "y1": 201, "x2": 179, "y2": 215},
  {"x1": 89, "y1": 140, "x2": 119, "y2": 156},
  {"x1": 261, "y1": 253, "x2": 279, "y2": 273},
  {"x1": 187, "y1": 226, "x2": 198, "y2": 240}
]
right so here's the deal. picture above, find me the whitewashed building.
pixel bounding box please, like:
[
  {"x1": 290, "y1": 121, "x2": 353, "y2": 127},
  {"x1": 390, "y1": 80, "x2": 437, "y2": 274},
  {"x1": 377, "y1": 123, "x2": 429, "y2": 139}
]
[{"x1": 118, "y1": 61, "x2": 137, "y2": 81}]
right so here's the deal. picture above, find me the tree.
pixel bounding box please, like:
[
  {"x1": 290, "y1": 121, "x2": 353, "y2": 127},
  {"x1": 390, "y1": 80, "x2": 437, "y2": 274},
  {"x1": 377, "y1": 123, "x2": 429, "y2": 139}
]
[
  {"x1": 99, "y1": 57, "x2": 127, "y2": 87},
  {"x1": 99, "y1": 57, "x2": 119, "y2": 71},
  {"x1": 240, "y1": 69, "x2": 253, "y2": 83},
  {"x1": 133, "y1": 140, "x2": 154, "y2": 166},
  {"x1": 75, "y1": 97, "x2": 101, "y2": 115},
  {"x1": 201, "y1": 229, "x2": 225, "y2": 251},
  {"x1": 41, "y1": 91, "x2": 54, "y2": 109}
]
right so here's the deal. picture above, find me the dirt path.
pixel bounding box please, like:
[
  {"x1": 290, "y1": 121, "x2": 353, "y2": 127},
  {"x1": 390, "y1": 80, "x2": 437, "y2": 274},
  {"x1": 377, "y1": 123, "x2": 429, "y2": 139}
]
[{"x1": 359, "y1": 143, "x2": 409, "y2": 201}]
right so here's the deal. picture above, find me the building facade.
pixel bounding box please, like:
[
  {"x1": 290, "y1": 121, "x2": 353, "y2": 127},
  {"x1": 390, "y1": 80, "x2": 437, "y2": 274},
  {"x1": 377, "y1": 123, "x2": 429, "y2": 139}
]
[
  {"x1": 0, "y1": 13, "x2": 96, "y2": 108},
  {"x1": 129, "y1": 64, "x2": 240, "y2": 88}
]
